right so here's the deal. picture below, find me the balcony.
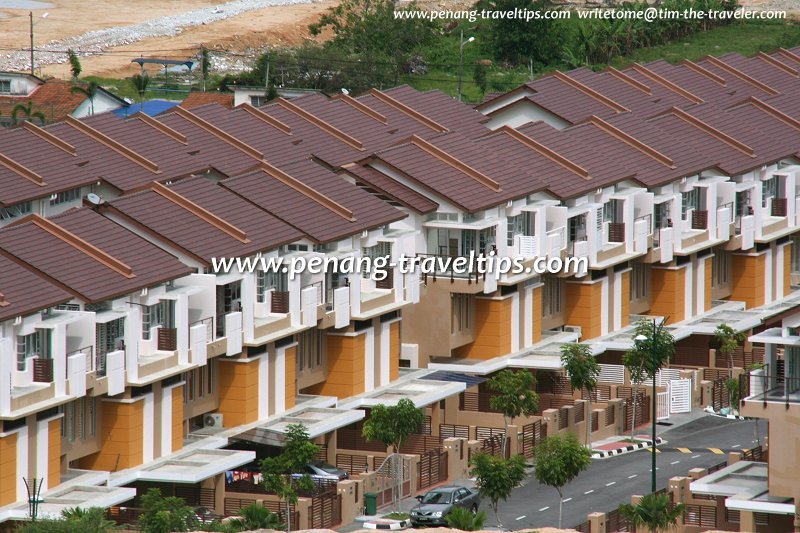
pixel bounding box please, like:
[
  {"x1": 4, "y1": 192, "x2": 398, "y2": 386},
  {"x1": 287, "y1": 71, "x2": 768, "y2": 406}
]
[
  {"x1": 691, "y1": 210, "x2": 708, "y2": 230},
  {"x1": 189, "y1": 316, "x2": 214, "y2": 344},
  {"x1": 376, "y1": 269, "x2": 394, "y2": 290},
  {"x1": 740, "y1": 365, "x2": 800, "y2": 409},
  {"x1": 771, "y1": 197, "x2": 787, "y2": 217}
]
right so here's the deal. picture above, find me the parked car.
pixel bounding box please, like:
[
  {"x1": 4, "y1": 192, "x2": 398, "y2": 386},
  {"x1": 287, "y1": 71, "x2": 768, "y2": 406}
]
[
  {"x1": 409, "y1": 486, "x2": 481, "y2": 526},
  {"x1": 291, "y1": 460, "x2": 349, "y2": 482}
]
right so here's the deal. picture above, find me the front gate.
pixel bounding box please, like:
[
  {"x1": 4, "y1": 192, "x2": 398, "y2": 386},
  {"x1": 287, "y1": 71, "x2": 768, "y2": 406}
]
[
  {"x1": 670, "y1": 379, "x2": 692, "y2": 413},
  {"x1": 417, "y1": 448, "x2": 448, "y2": 490},
  {"x1": 656, "y1": 391, "x2": 669, "y2": 420}
]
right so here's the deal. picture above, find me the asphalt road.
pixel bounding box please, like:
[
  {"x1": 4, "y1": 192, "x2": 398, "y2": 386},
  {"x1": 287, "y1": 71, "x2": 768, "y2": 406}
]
[{"x1": 491, "y1": 415, "x2": 767, "y2": 530}]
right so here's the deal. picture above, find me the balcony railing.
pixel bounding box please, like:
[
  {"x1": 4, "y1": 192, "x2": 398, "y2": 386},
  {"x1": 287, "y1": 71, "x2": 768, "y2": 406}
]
[
  {"x1": 634, "y1": 214, "x2": 652, "y2": 234},
  {"x1": 189, "y1": 317, "x2": 214, "y2": 344},
  {"x1": 303, "y1": 280, "x2": 324, "y2": 303},
  {"x1": 96, "y1": 350, "x2": 108, "y2": 377},
  {"x1": 416, "y1": 253, "x2": 483, "y2": 284},
  {"x1": 271, "y1": 290, "x2": 290, "y2": 314},
  {"x1": 740, "y1": 364, "x2": 800, "y2": 409},
  {"x1": 771, "y1": 197, "x2": 787, "y2": 217},
  {"x1": 566, "y1": 235, "x2": 587, "y2": 256},
  {"x1": 691, "y1": 210, "x2": 708, "y2": 230},
  {"x1": 33, "y1": 358, "x2": 54, "y2": 383},
  {"x1": 157, "y1": 327, "x2": 177, "y2": 351},
  {"x1": 608, "y1": 222, "x2": 625, "y2": 243},
  {"x1": 68, "y1": 346, "x2": 94, "y2": 373}
]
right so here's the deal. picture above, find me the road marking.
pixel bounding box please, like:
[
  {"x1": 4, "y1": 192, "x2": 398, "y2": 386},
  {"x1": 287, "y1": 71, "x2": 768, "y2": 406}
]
[
  {"x1": 691, "y1": 455, "x2": 701, "y2": 459},
  {"x1": 709, "y1": 448, "x2": 725, "y2": 455},
  {"x1": 585, "y1": 490, "x2": 594, "y2": 494},
  {"x1": 516, "y1": 515, "x2": 527, "y2": 520},
  {"x1": 732, "y1": 444, "x2": 741, "y2": 448},
  {"x1": 628, "y1": 474, "x2": 637, "y2": 479},
  {"x1": 677, "y1": 447, "x2": 692, "y2": 454},
  {"x1": 564, "y1": 498, "x2": 573, "y2": 503},
  {"x1": 606, "y1": 481, "x2": 616, "y2": 486},
  {"x1": 539, "y1": 507, "x2": 549, "y2": 512},
  {"x1": 671, "y1": 460, "x2": 680, "y2": 465}
]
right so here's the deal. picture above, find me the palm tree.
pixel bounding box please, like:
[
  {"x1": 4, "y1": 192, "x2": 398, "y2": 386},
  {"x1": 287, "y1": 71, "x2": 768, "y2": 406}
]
[
  {"x1": 11, "y1": 101, "x2": 46, "y2": 125},
  {"x1": 619, "y1": 492, "x2": 685, "y2": 533},
  {"x1": 130, "y1": 74, "x2": 150, "y2": 112},
  {"x1": 70, "y1": 81, "x2": 100, "y2": 116},
  {"x1": 225, "y1": 503, "x2": 283, "y2": 532}
]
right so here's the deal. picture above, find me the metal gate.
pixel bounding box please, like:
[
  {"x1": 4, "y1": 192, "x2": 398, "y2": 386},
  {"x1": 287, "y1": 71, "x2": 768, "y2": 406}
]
[
  {"x1": 656, "y1": 391, "x2": 669, "y2": 420},
  {"x1": 417, "y1": 449, "x2": 448, "y2": 490},
  {"x1": 669, "y1": 379, "x2": 692, "y2": 413}
]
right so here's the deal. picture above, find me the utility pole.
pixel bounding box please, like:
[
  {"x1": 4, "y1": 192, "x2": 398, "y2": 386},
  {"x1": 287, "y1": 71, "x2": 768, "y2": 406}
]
[
  {"x1": 29, "y1": 11, "x2": 34, "y2": 76},
  {"x1": 651, "y1": 319, "x2": 658, "y2": 493},
  {"x1": 458, "y1": 31, "x2": 474, "y2": 102},
  {"x1": 264, "y1": 51, "x2": 271, "y2": 91}
]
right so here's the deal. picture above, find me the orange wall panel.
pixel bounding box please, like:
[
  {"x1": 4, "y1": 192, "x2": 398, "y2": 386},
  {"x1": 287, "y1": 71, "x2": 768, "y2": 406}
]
[
  {"x1": 285, "y1": 346, "x2": 297, "y2": 409},
  {"x1": 650, "y1": 267, "x2": 685, "y2": 322},
  {"x1": 48, "y1": 419, "x2": 61, "y2": 489},
  {"x1": 0, "y1": 433, "x2": 17, "y2": 507},
  {"x1": 454, "y1": 297, "x2": 512, "y2": 359},
  {"x1": 564, "y1": 280, "x2": 602, "y2": 340},
  {"x1": 784, "y1": 246, "x2": 792, "y2": 297},
  {"x1": 704, "y1": 256, "x2": 713, "y2": 311},
  {"x1": 532, "y1": 286, "x2": 543, "y2": 343},
  {"x1": 307, "y1": 332, "x2": 367, "y2": 398},
  {"x1": 389, "y1": 321, "x2": 400, "y2": 381},
  {"x1": 218, "y1": 358, "x2": 259, "y2": 427},
  {"x1": 730, "y1": 253, "x2": 766, "y2": 309},
  {"x1": 171, "y1": 385, "x2": 184, "y2": 454},
  {"x1": 620, "y1": 271, "x2": 630, "y2": 328},
  {"x1": 79, "y1": 399, "x2": 144, "y2": 472}
]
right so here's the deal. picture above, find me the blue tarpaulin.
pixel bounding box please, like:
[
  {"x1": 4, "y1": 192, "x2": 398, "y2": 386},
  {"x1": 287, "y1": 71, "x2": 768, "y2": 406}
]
[{"x1": 112, "y1": 100, "x2": 180, "y2": 118}]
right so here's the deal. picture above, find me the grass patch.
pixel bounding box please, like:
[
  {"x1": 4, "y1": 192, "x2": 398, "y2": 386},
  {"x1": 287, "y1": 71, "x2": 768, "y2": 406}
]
[
  {"x1": 610, "y1": 20, "x2": 800, "y2": 68},
  {"x1": 383, "y1": 512, "x2": 410, "y2": 520}
]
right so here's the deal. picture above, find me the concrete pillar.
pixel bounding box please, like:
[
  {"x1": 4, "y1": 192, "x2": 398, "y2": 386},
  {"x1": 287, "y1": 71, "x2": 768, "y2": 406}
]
[
  {"x1": 687, "y1": 468, "x2": 706, "y2": 480},
  {"x1": 404, "y1": 454, "x2": 420, "y2": 495},
  {"x1": 209, "y1": 473, "x2": 225, "y2": 515},
  {"x1": 709, "y1": 348, "x2": 718, "y2": 369},
  {"x1": 326, "y1": 430, "x2": 337, "y2": 465},
  {"x1": 739, "y1": 510, "x2": 756, "y2": 532},
  {"x1": 430, "y1": 401, "x2": 442, "y2": 436},
  {"x1": 296, "y1": 498, "x2": 312, "y2": 530},
  {"x1": 338, "y1": 479, "x2": 363, "y2": 526},
  {"x1": 728, "y1": 451, "x2": 742, "y2": 465},
  {"x1": 443, "y1": 438, "x2": 468, "y2": 481},
  {"x1": 506, "y1": 425, "x2": 520, "y2": 457},
  {"x1": 589, "y1": 511, "x2": 606, "y2": 533},
  {"x1": 443, "y1": 394, "x2": 459, "y2": 424}
]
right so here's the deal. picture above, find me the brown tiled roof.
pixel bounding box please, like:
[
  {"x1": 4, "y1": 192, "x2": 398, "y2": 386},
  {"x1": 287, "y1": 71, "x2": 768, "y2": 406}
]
[
  {"x1": 0, "y1": 80, "x2": 123, "y2": 123},
  {"x1": 0, "y1": 253, "x2": 73, "y2": 322},
  {"x1": 106, "y1": 177, "x2": 303, "y2": 263},
  {"x1": 342, "y1": 163, "x2": 438, "y2": 214},
  {"x1": 0, "y1": 209, "x2": 192, "y2": 303},
  {"x1": 180, "y1": 91, "x2": 234, "y2": 110},
  {"x1": 222, "y1": 157, "x2": 405, "y2": 243}
]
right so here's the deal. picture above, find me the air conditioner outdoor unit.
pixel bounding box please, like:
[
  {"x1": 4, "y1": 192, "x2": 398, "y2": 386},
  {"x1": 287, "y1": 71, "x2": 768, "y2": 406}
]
[{"x1": 204, "y1": 413, "x2": 224, "y2": 428}]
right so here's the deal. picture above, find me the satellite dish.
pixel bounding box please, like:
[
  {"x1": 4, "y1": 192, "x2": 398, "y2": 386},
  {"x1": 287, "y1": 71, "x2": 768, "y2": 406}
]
[
  {"x1": 86, "y1": 193, "x2": 103, "y2": 205},
  {"x1": 341, "y1": 88, "x2": 350, "y2": 95}
]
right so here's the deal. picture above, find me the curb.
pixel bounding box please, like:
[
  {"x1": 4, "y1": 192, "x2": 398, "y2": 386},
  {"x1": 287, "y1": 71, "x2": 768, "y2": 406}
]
[
  {"x1": 592, "y1": 437, "x2": 664, "y2": 459},
  {"x1": 363, "y1": 519, "x2": 411, "y2": 530}
]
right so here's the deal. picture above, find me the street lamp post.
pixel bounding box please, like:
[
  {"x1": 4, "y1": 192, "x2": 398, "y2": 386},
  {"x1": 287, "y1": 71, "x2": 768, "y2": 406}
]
[
  {"x1": 635, "y1": 319, "x2": 660, "y2": 493},
  {"x1": 29, "y1": 11, "x2": 48, "y2": 76},
  {"x1": 457, "y1": 31, "x2": 475, "y2": 103}
]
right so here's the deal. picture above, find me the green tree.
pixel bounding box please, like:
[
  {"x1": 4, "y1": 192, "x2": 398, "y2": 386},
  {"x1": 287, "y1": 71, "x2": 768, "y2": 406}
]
[
  {"x1": 200, "y1": 46, "x2": 211, "y2": 91},
  {"x1": 475, "y1": 0, "x2": 567, "y2": 65},
  {"x1": 131, "y1": 74, "x2": 150, "y2": 112},
  {"x1": 362, "y1": 398, "x2": 424, "y2": 509},
  {"x1": 533, "y1": 433, "x2": 592, "y2": 529},
  {"x1": 67, "y1": 49, "x2": 82, "y2": 79},
  {"x1": 137, "y1": 488, "x2": 197, "y2": 533},
  {"x1": 624, "y1": 319, "x2": 675, "y2": 439},
  {"x1": 714, "y1": 323, "x2": 746, "y2": 377},
  {"x1": 472, "y1": 62, "x2": 488, "y2": 97},
  {"x1": 309, "y1": 0, "x2": 440, "y2": 73},
  {"x1": 260, "y1": 424, "x2": 319, "y2": 532},
  {"x1": 469, "y1": 452, "x2": 526, "y2": 528},
  {"x1": 619, "y1": 492, "x2": 685, "y2": 533},
  {"x1": 445, "y1": 505, "x2": 487, "y2": 531},
  {"x1": 70, "y1": 81, "x2": 100, "y2": 116},
  {"x1": 225, "y1": 503, "x2": 283, "y2": 532},
  {"x1": 487, "y1": 369, "x2": 539, "y2": 458},
  {"x1": 266, "y1": 84, "x2": 279, "y2": 101},
  {"x1": 11, "y1": 101, "x2": 46, "y2": 125},
  {"x1": 561, "y1": 342, "x2": 600, "y2": 449}
]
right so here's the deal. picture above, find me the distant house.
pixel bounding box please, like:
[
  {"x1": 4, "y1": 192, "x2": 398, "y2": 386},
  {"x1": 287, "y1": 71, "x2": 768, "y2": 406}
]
[
  {"x1": 0, "y1": 72, "x2": 127, "y2": 125},
  {"x1": 180, "y1": 90, "x2": 234, "y2": 110},
  {"x1": 230, "y1": 85, "x2": 320, "y2": 107}
]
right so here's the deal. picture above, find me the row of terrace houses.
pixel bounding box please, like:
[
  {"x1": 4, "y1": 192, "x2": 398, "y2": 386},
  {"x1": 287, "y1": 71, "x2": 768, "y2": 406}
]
[{"x1": 0, "y1": 46, "x2": 800, "y2": 529}]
